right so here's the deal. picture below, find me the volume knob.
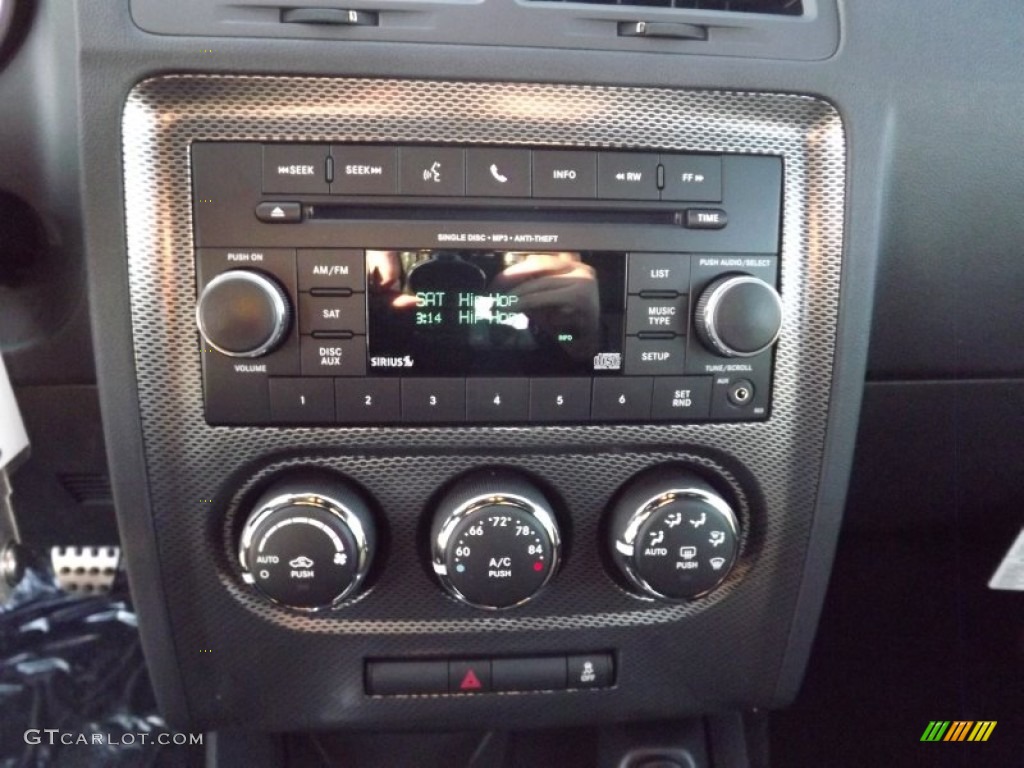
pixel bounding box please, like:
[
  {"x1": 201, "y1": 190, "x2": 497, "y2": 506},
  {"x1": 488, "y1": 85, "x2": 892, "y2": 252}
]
[
  {"x1": 694, "y1": 274, "x2": 782, "y2": 358},
  {"x1": 196, "y1": 270, "x2": 291, "y2": 358}
]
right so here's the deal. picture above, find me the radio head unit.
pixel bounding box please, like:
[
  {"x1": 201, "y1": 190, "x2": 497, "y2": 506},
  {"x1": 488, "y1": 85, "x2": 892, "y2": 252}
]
[{"x1": 191, "y1": 142, "x2": 783, "y2": 427}]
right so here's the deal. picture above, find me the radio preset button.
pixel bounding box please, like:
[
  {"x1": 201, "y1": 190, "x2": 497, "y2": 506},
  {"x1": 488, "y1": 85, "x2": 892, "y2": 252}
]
[
  {"x1": 628, "y1": 253, "x2": 691, "y2": 295},
  {"x1": 626, "y1": 296, "x2": 688, "y2": 336},
  {"x1": 624, "y1": 337, "x2": 687, "y2": 376},
  {"x1": 298, "y1": 295, "x2": 366, "y2": 334},
  {"x1": 660, "y1": 154, "x2": 722, "y2": 202},
  {"x1": 330, "y1": 146, "x2": 398, "y2": 195},
  {"x1": 399, "y1": 147, "x2": 466, "y2": 196},
  {"x1": 651, "y1": 376, "x2": 712, "y2": 420},
  {"x1": 597, "y1": 152, "x2": 660, "y2": 201},
  {"x1": 335, "y1": 378, "x2": 401, "y2": 424},
  {"x1": 466, "y1": 378, "x2": 529, "y2": 423},
  {"x1": 466, "y1": 148, "x2": 531, "y2": 198},
  {"x1": 591, "y1": 377, "x2": 653, "y2": 421},
  {"x1": 300, "y1": 336, "x2": 367, "y2": 377},
  {"x1": 262, "y1": 144, "x2": 329, "y2": 195},
  {"x1": 401, "y1": 378, "x2": 467, "y2": 422},
  {"x1": 531, "y1": 150, "x2": 597, "y2": 199},
  {"x1": 269, "y1": 377, "x2": 336, "y2": 423},
  {"x1": 297, "y1": 249, "x2": 365, "y2": 292},
  {"x1": 529, "y1": 378, "x2": 592, "y2": 422}
]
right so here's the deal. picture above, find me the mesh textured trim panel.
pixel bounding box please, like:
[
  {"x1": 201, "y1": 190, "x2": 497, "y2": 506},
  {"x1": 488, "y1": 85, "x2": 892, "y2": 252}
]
[{"x1": 121, "y1": 76, "x2": 844, "y2": 724}]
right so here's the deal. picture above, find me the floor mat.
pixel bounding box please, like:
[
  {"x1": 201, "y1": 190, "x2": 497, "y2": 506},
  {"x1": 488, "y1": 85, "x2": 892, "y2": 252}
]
[{"x1": 0, "y1": 569, "x2": 203, "y2": 767}]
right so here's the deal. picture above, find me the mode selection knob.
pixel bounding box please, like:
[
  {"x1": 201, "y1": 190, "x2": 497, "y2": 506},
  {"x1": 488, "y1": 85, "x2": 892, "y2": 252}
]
[
  {"x1": 694, "y1": 274, "x2": 782, "y2": 358},
  {"x1": 431, "y1": 471, "x2": 561, "y2": 610},
  {"x1": 196, "y1": 269, "x2": 291, "y2": 357},
  {"x1": 239, "y1": 474, "x2": 377, "y2": 611},
  {"x1": 609, "y1": 469, "x2": 739, "y2": 601}
]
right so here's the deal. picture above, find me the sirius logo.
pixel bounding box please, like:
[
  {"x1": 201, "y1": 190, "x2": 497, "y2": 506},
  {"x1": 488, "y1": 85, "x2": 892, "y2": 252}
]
[{"x1": 370, "y1": 356, "x2": 414, "y2": 368}]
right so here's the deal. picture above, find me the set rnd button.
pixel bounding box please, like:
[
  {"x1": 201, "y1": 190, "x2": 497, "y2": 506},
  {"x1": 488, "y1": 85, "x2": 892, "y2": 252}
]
[{"x1": 651, "y1": 377, "x2": 712, "y2": 420}]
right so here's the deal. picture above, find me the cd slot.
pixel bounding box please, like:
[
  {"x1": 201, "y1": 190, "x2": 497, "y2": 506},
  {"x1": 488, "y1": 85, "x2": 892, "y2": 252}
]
[{"x1": 307, "y1": 205, "x2": 679, "y2": 227}]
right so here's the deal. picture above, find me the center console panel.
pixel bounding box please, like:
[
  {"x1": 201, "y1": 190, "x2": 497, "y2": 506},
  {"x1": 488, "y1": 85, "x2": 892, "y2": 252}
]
[{"x1": 121, "y1": 76, "x2": 846, "y2": 731}]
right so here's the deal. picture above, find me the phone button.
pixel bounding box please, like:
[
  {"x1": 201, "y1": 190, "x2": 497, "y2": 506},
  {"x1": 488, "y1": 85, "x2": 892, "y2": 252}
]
[{"x1": 466, "y1": 148, "x2": 532, "y2": 198}]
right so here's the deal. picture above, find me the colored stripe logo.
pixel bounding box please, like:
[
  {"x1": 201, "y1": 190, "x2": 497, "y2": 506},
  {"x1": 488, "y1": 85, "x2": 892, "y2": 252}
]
[{"x1": 921, "y1": 721, "x2": 996, "y2": 742}]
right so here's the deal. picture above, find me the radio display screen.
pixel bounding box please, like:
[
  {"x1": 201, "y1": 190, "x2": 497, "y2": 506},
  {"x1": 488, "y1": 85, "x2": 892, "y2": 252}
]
[{"x1": 366, "y1": 250, "x2": 626, "y2": 377}]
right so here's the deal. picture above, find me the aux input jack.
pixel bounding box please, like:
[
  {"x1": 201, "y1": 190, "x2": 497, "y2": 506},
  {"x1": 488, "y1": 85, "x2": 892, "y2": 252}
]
[{"x1": 727, "y1": 379, "x2": 755, "y2": 407}]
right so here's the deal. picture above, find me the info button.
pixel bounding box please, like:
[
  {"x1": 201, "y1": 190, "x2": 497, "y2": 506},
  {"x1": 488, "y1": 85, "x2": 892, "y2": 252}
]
[{"x1": 532, "y1": 150, "x2": 597, "y2": 199}]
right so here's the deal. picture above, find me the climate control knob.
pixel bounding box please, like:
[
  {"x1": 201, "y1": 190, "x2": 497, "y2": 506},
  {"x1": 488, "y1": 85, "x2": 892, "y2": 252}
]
[
  {"x1": 431, "y1": 471, "x2": 561, "y2": 610},
  {"x1": 196, "y1": 269, "x2": 291, "y2": 357},
  {"x1": 239, "y1": 474, "x2": 376, "y2": 611},
  {"x1": 694, "y1": 274, "x2": 782, "y2": 358},
  {"x1": 609, "y1": 469, "x2": 739, "y2": 601}
]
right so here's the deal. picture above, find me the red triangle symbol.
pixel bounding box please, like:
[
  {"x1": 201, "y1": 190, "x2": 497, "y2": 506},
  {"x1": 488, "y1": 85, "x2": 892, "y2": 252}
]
[{"x1": 459, "y1": 668, "x2": 482, "y2": 690}]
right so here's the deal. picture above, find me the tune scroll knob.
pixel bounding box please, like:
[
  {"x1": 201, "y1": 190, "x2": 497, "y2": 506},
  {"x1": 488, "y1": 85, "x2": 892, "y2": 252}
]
[
  {"x1": 238, "y1": 475, "x2": 377, "y2": 611},
  {"x1": 609, "y1": 469, "x2": 739, "y2": 601},
  {"x1": 431, "y1": 471, "x2": 561, "y2": 610},
  {"x1": 694, "y1": 274, "x2": 782, "y2": 358},
  {"x1": 196, "y1": 270, "x2": 291, "y2": 358}
]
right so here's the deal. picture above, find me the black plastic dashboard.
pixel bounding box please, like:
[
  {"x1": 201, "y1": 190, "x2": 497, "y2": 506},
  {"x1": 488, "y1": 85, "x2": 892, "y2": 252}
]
[{"x1": 2, "y1": 0, "x2": 1023, "y2": 753}]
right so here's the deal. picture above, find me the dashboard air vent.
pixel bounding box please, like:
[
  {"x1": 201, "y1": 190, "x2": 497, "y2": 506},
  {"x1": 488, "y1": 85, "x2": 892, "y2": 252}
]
[{"x1": 526, "y1": 0, "x2": 803, "y2": 15}]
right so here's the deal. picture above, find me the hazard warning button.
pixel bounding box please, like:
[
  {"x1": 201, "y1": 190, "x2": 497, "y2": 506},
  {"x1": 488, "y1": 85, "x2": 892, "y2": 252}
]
[{"x1": 449, "y1": 659, "x2": 492, "y2": 694}]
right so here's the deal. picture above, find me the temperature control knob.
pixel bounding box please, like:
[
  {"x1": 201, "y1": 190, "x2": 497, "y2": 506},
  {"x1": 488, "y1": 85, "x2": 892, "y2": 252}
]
[
  {"x1": 196, "y1": 270, "x2": 291, "y2": 357},
  {"x1": 609, "y1": 469, "x2": 739, "y2": 601},
  {"x1": 239, "y1": 474, "x2": 376, "y2": 611},
  {"x1": 694, "y1": 274, "x2": 782, "y2": 358},
  {"x1": 431, "y1": 471, "x2": 561, "y2": 610}
]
